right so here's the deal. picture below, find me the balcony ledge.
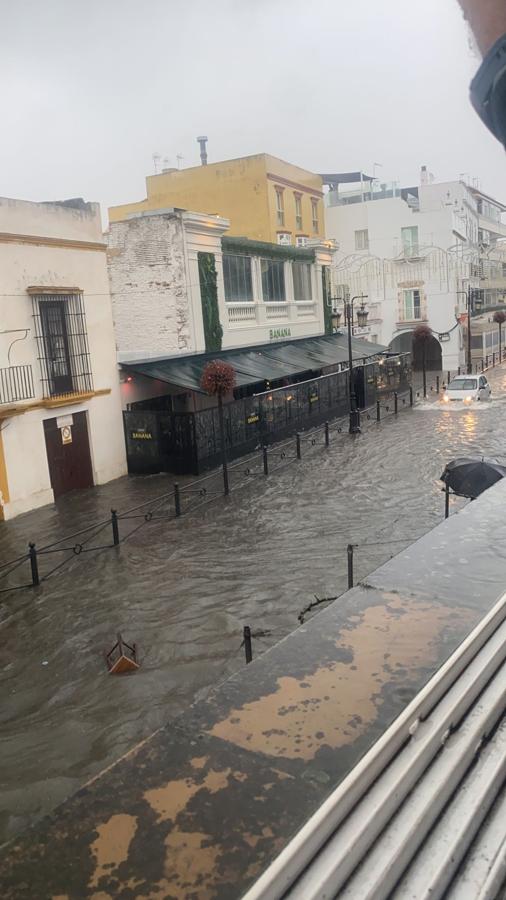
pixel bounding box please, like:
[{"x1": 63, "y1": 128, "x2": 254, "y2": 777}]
[{"x1": 0, "y1": 388, "x2": 111, "y2": 419}]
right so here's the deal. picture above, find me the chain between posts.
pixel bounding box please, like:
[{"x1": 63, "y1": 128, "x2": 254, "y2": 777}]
[{"x1": 1, "y1": 390, "x2": 416, "y2": 597}]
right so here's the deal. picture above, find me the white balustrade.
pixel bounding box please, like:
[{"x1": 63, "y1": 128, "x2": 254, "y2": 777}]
[
  {"x1": 295, "y1": 301, "x2": 317, "y2": 318},
  {"x1": 226, "y1": 303, "x2": 257, "y2": 324},
  {"x1": 265, "y1": 303, "x2": 289, "y2": 320},
  {"x1": 226, "y1": 300, "x2": 318, "y2": 327}
]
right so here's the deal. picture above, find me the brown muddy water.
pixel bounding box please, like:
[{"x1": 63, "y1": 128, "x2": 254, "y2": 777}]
[{"x1": 1, "y1": 369, "x2": 506, "y2": 841}]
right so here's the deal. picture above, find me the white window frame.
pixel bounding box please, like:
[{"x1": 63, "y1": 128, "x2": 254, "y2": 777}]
[
  {"x1": 292, "y1": 261, "x2": 313, "y2": 302},
  {"x1": 275, "y1": 188, "x2": 285, "y2": 227},
  {"x1": 294, "y1": 193, "x2": 303, "y2": 231},
  {"x1": 260, "y1": 257, "x2": 286, "y2": 303},
  {"x1": 355, "y1": 229, "x2": 369, "y2": 251},
  {"x1": 402, "y1": 288, "x2": 422, "y2": 320},
  {"x1": 222, "y1": 253, "x2": 254, "y2": 303},
  {"x1": 401, "y1": 226, "x2": 419, "y2": 256},
  {"x1": 311, "y1": 198, "x2": 319, "y2": 234}
]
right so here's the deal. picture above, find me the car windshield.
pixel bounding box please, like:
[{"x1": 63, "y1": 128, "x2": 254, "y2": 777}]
[{"x1": 448, "y1": 379, "x2": 477, "y2": 390}]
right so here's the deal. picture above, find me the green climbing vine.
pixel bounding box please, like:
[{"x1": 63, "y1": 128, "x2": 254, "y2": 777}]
[
  {"x1": 198, "y1": 252, "x2": 223, "y2": 352},
  {"x1": 321, "y1": 265, "x2": 333, "y2": 336}
]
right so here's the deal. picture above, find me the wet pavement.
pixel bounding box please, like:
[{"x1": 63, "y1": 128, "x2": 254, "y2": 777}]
[{"x1": 1, "y1": 367, "x2": 506, "y2": 847}]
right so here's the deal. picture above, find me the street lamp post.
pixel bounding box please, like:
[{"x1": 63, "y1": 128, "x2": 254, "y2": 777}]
[
  {"x1": 331, "y1": 293, "x2": 368, "y2": 434},
  {"x1": 457, "y1": 287, "x2": 484, "y2": 374},
  {"x1": 467, "y1": 287, "x2": 473, "y2": 375},
  {"x1": 493, "y1": 310, "x2": 506, "y2": 363}
]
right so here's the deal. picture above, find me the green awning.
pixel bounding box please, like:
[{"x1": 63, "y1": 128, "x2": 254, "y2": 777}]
[{"x1": 121, "y1": 333, "x2": 386, "y2": 393}]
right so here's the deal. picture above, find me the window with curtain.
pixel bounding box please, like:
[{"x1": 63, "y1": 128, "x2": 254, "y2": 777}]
[
  {"x1": 292, "y1": 262, "x2": 312, "y2": 301},
  {"x1": 261, "y1": 258, "x2": 285, "y2": 302},
  {"x1": 275, "y1": 188, "x2": 285, "y2": 227},
  {"x1": 355, "y1": 229, "x2": 369, "y2": 250},
  {"x1": 401, "y1": 226, "x2": 419, "y2": 255},
  {"x1": 223, "y1": 254, "x2": 253, "y2": 302},
  {"x1": 402, "y1": 288, "x2": 421, "y2": 320},
  {"x1": 311, "y1": 198, "x2": 319, "y2": 233},
  {"x1": 294, "y1": 193, "x2": 303, "y2": 230}
]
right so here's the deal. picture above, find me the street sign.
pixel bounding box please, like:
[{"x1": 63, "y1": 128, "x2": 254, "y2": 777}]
[{"x1": 61, "y1": 425, "x2": 72, "y2": 445}]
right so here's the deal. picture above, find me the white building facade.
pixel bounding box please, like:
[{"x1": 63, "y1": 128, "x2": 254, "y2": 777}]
[
  {"x1": 0, "y1": 197, "x2": 126, "y2": 520},
  {"x1": 325, "y1": 172, "x2": 506, "y2": 371},
  {"x1": 107, "y1": 208, "x2": 336, "y2": 409}
]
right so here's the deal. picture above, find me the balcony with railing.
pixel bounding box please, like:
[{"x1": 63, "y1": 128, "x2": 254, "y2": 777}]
[
  {"x1": 0, "y1": 365, "x2": 35, "y2": 406},
  {"x1": 226, "y1": 300, "x2": 318, "y2": 327}
]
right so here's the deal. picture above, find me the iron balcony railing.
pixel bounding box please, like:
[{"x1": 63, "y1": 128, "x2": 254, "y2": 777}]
[{"x1": 0, "y1": 364, "x2": 35, "y2": 405}]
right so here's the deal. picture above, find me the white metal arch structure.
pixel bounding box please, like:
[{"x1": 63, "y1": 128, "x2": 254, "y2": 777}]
[
  {"x1": 242, "y1": 590, "x2": 506, "y2": 900},
  {"x1": 332, "y1": 244, "x2": 479, "y2": 304}
]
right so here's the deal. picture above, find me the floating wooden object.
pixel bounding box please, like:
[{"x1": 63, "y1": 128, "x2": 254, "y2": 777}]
[{"x1": 105, "y1": 633, "x2": 140, "y2": 674}]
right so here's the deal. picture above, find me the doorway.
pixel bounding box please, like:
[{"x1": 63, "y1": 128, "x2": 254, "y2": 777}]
[
  {"x1": 43, "y1": 411, "x2": 94, "y2": 499},
  {"x1": 40, "y1": 300, "x2": 74, "y2": 395}
]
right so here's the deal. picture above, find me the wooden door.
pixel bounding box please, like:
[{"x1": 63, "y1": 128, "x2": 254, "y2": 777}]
[{"x1": 43, "y1": 412, "x2": 94, "y2": 498}]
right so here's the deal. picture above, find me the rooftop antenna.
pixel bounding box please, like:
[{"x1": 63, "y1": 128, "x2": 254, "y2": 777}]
[{"x1": 152, "y1": 153, "x2": 161, "y2": 174}]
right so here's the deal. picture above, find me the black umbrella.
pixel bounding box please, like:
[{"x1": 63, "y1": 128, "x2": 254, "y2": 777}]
[{"x1": 440, "y1": 456, "x2": 506, "y2": 499}]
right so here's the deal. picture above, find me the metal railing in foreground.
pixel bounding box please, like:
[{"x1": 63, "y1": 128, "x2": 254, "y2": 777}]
[{"x1": 242, "y1": 590, "x2": 506, "y2": 900}]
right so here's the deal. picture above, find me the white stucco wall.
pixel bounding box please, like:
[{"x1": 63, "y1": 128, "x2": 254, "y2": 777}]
[
  {"x1": 0, "y1": 196, "x2": 126, "y2": 519},
  {"x1": 325, "y1": 184, "x2": 479, "y2": 369}
]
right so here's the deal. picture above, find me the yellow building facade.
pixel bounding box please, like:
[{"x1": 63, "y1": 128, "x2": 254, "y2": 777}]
[{"x1": 109, "y1": 153, "x2": 325, "y2": 244}]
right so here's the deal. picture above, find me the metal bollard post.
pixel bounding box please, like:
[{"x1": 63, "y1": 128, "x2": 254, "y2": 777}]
[
  {"x1": 296, "y1": 433, "x2": 301, "y2": 460},
  {"x1": 111, "y1": 509, "x2": 120, "y2": 546},
  {"x1": 493, "y1": 352, "x2": 496, "y2": 367},
  {"x1": 174, "y1": 483, "x2": 182, "y2": 517},
  {"x1": 28, "y1": 542, "x2": 40, "y2": 587},
  {"x1": 262, "y1": 445, "x2": 269, "y2": 476},
  {"x1": 376, "y1": 399, "x2": 381, "y2": 422},
  {"x1": 243, "y1": 625, "x2": 253, "y2": 664},
  {"x1": 347, "y1": 544, "x2": 354, "y2": 589},
  {"x1": 394, "y1": 392, "x2": 398, "y2": 414},
  {"x1": 447, "y1": 370, "x2": 450, "y2": 384},
  {"x1": 324, "y1": 421, "x2": 330, "y2": 447},
  {"x1": 436, "y1": 376, "x2": 439, "y2": 395},
  {"x1": 445, "y1": 483, "x2": 450, "y2": 520},
  {"x1": 409, "y1": 386, "x2": 414, "y2": 407}
]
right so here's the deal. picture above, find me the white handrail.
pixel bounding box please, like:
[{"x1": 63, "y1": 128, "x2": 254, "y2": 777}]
[{"x1": 242, "y1": 589, "x2": 506, "y2": 900}]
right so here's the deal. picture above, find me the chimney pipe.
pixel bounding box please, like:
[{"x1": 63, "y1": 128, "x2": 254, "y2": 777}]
[
  {"x1": 420, "y1": 165, "x2": 428, "y2": 185},
  {"x1": 197, "y1": 135, "x2": 208, "y2": 166}
]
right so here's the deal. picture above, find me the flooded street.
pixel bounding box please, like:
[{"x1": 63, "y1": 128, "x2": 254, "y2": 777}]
[{"x1": 2, "y1": 368, "x2": 506, "y2": 842}]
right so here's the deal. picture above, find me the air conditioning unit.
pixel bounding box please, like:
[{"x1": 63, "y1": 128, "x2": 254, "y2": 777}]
[
  {"x1": 277, "y1": 232, "x2": 292, "y2": 246},
  {"x1": 295, "y1": 236, "x2": 308, "y2": 248}
]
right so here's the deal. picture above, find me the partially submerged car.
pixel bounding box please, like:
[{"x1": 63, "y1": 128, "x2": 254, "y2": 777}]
[{"x1": 442, "y1": 375, "x2": 491, "y2": 403}]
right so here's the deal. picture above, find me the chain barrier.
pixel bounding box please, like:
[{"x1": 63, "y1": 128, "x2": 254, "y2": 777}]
[{"x1": 0, "y1": 390, "x2": 415, "y2": 597}]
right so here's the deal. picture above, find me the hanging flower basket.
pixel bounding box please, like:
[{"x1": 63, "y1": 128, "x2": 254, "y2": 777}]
[
  {"x1": 412, "y1": 323, "x2": 432, "y2": 344},
  {"x1": 200, "y1": 360, "x2": 236, "y2": 397}
]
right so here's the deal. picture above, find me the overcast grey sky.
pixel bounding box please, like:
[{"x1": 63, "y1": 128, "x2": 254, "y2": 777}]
[{"x1": 1, "y1": 0, "x2": 505, "y2": 221}]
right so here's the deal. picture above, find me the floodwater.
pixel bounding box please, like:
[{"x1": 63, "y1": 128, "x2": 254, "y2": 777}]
[{"x1": 1, "y1": 368, "x2": 506, "y2": 842}]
